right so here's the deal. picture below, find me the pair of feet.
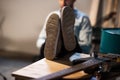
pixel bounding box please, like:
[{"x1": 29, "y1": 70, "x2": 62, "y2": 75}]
[{"x1": 44, "y1": 6, "x2": 76, "y2": 60}]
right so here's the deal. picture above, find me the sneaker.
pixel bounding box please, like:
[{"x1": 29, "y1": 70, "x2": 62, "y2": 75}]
[
  {"x1": 44, "y1": 13, "x2": 61, "y2": 60},
  {"x1": 69, "y1": 52, "x2": 91, "y2": 65},
  {"x1": 61, "y1": 6, "x2": 76, "y2": 51}
]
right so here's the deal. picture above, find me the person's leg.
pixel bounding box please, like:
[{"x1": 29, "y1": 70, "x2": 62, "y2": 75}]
[
  {"x1": 39, "y1": 43, "x2": 45, "y2": 59},
  {"x1": 72, "y1": 36, "x2": 82, "y2": 53},
  {"x1": 32, "y1": 43, "x2": 45, "y2": 62},
  {"x1": 44, "y1": 13, "x2": 62, "y2": 60}
]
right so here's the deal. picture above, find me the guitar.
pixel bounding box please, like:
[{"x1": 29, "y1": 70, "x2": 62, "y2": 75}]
[{"x1": 33, "y1": 53, "x2": 120, "y2": 80}]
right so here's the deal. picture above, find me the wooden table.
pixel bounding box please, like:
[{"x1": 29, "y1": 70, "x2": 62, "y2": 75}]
[{"x1": 12, "y1": 58, "x2": 88, "y2": 80}]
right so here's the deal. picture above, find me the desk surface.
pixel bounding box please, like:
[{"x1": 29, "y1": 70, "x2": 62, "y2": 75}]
[{"x1": 12, "y1": 58, "x2": 87, "y2": 79}]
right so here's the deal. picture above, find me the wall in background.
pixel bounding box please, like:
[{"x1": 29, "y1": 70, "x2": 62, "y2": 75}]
[{"x1": 0, "y1": 0, "x2": 92, "y2": 54}]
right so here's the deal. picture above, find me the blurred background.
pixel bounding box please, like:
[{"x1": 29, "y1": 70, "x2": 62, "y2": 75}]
[
  {"x1": 0, "y1": 0, "x2": 119, "y2": 54},
  {"x1": 0, "y1": 0, "x2": 92, "y2": 54},
  {"x1": 0, "y1": 0, "x2": 120, "y2": 80}
]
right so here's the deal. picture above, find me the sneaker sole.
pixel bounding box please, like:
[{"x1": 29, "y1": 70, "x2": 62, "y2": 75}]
[
  {"x1": 44, "y1": 14, "x2": 61, "y2": 60},
  {"x1": 61, "y1": 6, "x2": 76, "y2": 51}
]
